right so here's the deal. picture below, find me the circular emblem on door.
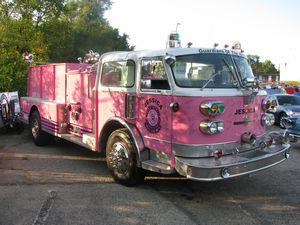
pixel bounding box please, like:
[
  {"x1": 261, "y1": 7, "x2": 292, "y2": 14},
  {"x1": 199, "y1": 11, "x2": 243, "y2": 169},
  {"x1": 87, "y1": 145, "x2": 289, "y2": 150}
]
[{"x1": 145, "y1": 105, "x2": 161, "y2": 133}]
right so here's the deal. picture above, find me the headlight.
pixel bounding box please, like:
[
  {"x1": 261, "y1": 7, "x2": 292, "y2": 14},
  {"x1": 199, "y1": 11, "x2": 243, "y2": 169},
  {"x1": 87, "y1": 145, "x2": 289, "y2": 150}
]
[
  {"x1": 262, "y1": 98, "x2": 276, "y2": 111},
  {"x1": 261, "y1": 113, "x2": 275, "y2": 126},
  {"x1": 217, "y1": 121, "x2": 225, "y2": 132},
  {"x1": 200, "y1": 101, "x2": 225, "y2": 116},
  {"x1": 199, "y1": 120, "x2": 224, "y2": 134}
]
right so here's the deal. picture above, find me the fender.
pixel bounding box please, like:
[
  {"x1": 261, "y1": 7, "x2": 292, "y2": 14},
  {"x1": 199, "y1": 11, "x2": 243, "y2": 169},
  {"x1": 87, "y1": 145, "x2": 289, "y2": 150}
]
[{"x1": 100, "y1": 117, "x2": 146, "y2": 166}]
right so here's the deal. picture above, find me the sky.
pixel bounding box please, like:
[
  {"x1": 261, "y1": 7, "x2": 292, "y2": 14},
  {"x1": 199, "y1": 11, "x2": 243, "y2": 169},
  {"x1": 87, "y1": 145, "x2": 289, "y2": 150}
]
[{"x1": 105, "y1": 0, "x2": 300, "y2": 79}]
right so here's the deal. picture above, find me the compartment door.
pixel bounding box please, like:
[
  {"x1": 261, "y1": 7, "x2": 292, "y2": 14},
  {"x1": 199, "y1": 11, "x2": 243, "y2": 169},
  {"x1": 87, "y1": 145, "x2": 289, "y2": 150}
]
[{"x1": 66, "y1": 72, "x2": 95, "y2": 134}]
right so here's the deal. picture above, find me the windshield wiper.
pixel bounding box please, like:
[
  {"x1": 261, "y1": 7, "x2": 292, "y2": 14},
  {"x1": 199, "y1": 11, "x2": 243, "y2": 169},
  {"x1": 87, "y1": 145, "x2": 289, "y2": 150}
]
[
  {"x1": 200, "y1": 71, "x2": 221, "y2": 91},
  {"x1": 200, "y1": 59, "x2": 237, "y2": 91}
]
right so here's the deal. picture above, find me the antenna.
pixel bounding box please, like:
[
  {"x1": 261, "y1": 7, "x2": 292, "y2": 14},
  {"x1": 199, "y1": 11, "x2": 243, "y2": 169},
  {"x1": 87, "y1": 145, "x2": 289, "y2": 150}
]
[{"x1": 175, "y1": 23, "x2": 180, "y2": 32}]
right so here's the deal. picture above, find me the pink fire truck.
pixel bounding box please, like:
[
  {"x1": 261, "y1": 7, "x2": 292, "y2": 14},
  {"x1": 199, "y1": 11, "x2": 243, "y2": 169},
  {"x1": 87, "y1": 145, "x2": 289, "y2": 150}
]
[{"x1": 21, "y1": 44, "x2": 291, "y2": 186}]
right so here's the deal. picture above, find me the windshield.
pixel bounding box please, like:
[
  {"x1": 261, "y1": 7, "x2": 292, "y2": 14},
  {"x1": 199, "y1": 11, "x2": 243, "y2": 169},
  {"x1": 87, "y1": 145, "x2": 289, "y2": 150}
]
[
  {"x1": 171, "y1": 54, "x2": 253, "y2": 88},
  {"x1": 233, "y1": 56, "x2": 255, "y2": 81},
  {"x1": 277, "y1": 95, "x2": 300, "y2": 105}
]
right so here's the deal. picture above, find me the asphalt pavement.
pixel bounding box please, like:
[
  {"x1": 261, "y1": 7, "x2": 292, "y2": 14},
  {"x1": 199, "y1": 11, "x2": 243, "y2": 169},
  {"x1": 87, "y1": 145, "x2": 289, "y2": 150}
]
[{"x1": 0, "y1": 127, "x2": 300, "y2": 225}]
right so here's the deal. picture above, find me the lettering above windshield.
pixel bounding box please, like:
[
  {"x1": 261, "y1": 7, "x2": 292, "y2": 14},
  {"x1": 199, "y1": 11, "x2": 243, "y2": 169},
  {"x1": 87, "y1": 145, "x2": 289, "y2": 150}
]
[{"x1": 199, "y1": 48, "x2": 243, "y2": 56}]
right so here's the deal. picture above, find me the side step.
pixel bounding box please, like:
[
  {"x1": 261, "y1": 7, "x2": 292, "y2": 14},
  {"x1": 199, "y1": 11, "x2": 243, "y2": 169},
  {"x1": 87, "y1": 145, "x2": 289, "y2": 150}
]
[
  {"x1": 57, "y1": 133, "x2": 96, "y2": 151},
  {"x1": 142, "y1": 160, "x2": 174, "y2": 174}
]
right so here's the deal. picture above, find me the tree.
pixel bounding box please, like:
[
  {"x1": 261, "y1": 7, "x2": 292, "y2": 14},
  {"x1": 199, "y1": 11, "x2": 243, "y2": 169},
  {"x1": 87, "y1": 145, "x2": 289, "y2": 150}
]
[
  {"x1": 0, "y1": 0, "x2": 133, "y2": 96},
  {"x1": 247, "y1": 55, "x2": 279, "y2": 75},
  {"x1": 0, "y1": 48, "x2": 28, "y2": 96},
  {"x1": 58, "y1": 0, "x2": 132, "y2": 61},
  {"x1": 0, "y1": 15, "x2": 47, "y2": 96},
  {"x1": 259, "y1": 60, "x2": 278, "y2": 74}
]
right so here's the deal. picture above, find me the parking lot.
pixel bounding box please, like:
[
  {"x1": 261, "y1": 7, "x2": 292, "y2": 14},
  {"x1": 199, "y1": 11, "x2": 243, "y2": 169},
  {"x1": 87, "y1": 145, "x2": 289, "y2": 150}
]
[{"x1": 1, "y1": 127, "x2": 300, "y2": 225}]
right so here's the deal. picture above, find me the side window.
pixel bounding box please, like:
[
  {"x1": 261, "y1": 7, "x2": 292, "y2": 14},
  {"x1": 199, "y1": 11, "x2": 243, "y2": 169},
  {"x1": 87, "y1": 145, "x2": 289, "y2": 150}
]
[
  {"x1": 140, "y1": 59, "x2": 170, "y2": 90},
  {"x1": 101, "y1": 60, "x2": 135, "y2": 87}
]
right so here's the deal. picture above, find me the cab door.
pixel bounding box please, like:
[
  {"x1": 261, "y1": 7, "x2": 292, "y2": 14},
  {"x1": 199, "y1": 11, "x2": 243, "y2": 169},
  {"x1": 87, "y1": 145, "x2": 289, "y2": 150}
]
[{"x1": 136, "y1": 58, "x2": 173, "y2": 156}]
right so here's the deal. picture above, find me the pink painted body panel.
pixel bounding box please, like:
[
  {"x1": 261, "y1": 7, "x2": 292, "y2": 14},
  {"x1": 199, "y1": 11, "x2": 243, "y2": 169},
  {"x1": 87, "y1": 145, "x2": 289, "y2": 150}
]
[
  {"x1": 97, "y1": 91, "x2": 127, "y2": 130},
  {"x1": 20, "y1": 98, "x2": 66, "y2": 133},
  {"x1": 136, "y1": 94, "x2": 172, "y2": 155},
  {"x1": 66, "y1": 71, "x2": 96, "y2": 133},
  {"x1": 22, "y1": 63, "x2": 95, "y2": 135},
  {"x1": 172, "y1": 95, "x2": 265, "y2": 144},
  {"x1": 95, "y1": 92, "x2": 173, "y2": 157},
  {"x1": 27, "y1": 63, "x2": 82, "y2": 101}
]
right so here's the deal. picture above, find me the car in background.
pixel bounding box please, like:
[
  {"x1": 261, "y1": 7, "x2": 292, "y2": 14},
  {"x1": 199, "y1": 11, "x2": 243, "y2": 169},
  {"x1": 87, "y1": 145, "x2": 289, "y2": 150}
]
[
  {"x1": 281, "y1": 116, "x2": 300, "y2": 142},
  {"x1": 264, "y1": 94, "x2": 300, "y2": 128}
]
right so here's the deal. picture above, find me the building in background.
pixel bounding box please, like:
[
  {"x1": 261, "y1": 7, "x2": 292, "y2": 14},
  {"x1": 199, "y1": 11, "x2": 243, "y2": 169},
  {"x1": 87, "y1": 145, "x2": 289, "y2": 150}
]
[{"x1": 257, "y1": 73, "x2": 280, "y2": 83}]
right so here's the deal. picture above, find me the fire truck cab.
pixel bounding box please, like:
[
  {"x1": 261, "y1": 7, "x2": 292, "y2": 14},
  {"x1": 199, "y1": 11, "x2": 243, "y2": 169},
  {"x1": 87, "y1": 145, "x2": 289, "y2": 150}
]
[{"x1": 21, "y1": 45, "x2": 291, "y2": 186}]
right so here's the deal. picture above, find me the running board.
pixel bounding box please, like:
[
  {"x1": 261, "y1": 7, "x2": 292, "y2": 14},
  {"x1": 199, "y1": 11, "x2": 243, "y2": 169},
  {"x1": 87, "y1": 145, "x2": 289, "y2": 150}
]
[
  {"x1": 57, "y1": 133, "x2": 96, "y2": 151},
  {"x1": 142, "y1": 160, "x2": 174, "y2": 174}
]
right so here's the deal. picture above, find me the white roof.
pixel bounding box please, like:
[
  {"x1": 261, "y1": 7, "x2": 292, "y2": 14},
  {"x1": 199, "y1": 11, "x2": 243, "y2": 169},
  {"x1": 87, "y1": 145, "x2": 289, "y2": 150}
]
[{"x1": 100, "y1": 48, "x2": 246, "y2": 62}]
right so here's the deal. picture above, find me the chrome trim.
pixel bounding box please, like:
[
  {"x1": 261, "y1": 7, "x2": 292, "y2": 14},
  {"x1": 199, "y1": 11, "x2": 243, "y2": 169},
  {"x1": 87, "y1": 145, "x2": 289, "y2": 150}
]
[
  {"x1": 172, "y1": 135, "x2": 265, "y2": 158},
  {"x1": 289, "y1": 133, "x2": 300, "y2": 138},
  {"x1": 21, "y1": 96, "x2": 65, "y2": 104},
  {"x1": 175, "y1": 144, "x2": 290, "y2": 181},
  {"x1": 125, "y1": 94, "x2": 135, "y2": 119},
  {"x1": 142, "y1": 160, "x2": 174, "y2": 174},
  {"x1": 171, "y1": 89, "x2": 267, "y2": 97}
]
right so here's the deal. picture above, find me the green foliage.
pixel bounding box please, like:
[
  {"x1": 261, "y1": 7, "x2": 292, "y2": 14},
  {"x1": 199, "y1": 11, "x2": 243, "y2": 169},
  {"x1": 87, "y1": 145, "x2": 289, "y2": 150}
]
[
  {"x1": 247, "y1": 54, "x2": 279, "y2": 75},
  {"x1": 0, "y1": 49, "x2": 29, "y2": 96},
  {"x1": 0, "y1": 0, "x2": 132, "y2": 96},
  {"x1": 282, "y1": 81, "x2": 300, "y2": 86}
]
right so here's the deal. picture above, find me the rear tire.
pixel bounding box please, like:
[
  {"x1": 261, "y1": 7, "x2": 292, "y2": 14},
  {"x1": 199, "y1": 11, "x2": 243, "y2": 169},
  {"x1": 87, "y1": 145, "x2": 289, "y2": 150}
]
[
  {"x1": 30, "y1": 110, "x2": 51, "y2": 146},
  {"x1": 106, "y1": 128, "x2": 145, "y2": 186}
]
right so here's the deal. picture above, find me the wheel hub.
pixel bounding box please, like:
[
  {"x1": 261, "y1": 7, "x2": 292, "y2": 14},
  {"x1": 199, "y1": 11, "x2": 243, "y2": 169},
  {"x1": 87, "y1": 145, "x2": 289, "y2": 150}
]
[
  {"x1": 31, "y1": 118, "x2": 39, "y2": 138},
  {"x1": 108, "y1": 142, "x2": 130, "y2": 174}
]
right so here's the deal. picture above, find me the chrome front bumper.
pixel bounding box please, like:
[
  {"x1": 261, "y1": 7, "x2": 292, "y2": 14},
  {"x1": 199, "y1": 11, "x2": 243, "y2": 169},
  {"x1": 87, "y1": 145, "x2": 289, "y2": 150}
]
[{"x1": 175, "y1": 144, "x2": 290, "y2": 181}]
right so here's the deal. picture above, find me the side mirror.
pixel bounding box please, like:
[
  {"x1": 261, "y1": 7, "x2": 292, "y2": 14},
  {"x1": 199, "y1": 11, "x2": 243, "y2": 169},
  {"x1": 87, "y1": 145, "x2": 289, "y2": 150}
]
[
  {"x1": 242, "y1": 77, "x2": 255, "y2": 87},
  {"x1": 248, "y1": 58, "x2": 256, "y2": 65},
  {"x1": 165, "y1": 55, "x2": 176, "y2": 66}
]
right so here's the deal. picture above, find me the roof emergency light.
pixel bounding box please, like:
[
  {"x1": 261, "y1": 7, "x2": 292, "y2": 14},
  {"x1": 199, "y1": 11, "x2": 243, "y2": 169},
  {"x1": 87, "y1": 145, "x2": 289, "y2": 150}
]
[
  {"x1": 232, "y1": 41, "x2": 241, "y2": 49},
  {"x1": 167, "y1": 31, "x2": 181, "y2": 48},
  {"x1": 232, "y1": 41, "x2": 243, "y2": 52}
]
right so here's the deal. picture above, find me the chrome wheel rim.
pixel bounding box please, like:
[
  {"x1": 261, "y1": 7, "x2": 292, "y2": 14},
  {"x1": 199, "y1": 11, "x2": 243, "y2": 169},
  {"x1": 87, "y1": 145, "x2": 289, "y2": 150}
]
[
  {"x1": 108, "y1": 142, "x2": 130, "y2": 175},
  {"x1": 280, "y1": 116, "x2": 287, "y2": 128},
  {"x1": 31, "y1": 118, "x2": 39, "y2": 138}
]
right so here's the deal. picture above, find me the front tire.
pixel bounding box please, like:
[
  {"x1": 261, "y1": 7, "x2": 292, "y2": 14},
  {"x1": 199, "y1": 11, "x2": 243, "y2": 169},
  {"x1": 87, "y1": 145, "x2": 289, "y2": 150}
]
[
  {"x1": 106, "y1": 128, "x2": 145, "y2": 186},
  {"x1": 30, "y1": 110, "x2": 50, "y2": 146},
  {"x1": 279, "y1": 113, "x2": 288, "y2": 129}
]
